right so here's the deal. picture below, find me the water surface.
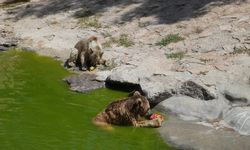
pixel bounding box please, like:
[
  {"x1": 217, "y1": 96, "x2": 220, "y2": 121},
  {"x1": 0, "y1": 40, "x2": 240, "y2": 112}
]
[{"x1": 0, "y1": 50, "x2": 172, "y2": 150}]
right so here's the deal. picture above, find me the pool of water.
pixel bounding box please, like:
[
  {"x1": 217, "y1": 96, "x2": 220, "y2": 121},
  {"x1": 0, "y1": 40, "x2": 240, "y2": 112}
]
[{"x1": 0, "y1": 50, "x2": 173, "y2": 150}]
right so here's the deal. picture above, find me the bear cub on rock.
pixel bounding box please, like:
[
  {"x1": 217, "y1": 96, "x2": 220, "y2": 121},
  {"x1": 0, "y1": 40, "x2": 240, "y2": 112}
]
[{"x1": 65, "y1": 36, "x2": 106, "y2": 71}]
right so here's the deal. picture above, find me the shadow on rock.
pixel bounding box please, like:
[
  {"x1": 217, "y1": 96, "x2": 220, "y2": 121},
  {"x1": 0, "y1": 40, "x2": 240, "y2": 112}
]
[{"x1": 11, "y1": 0, "x2": 246, "y2": 24}]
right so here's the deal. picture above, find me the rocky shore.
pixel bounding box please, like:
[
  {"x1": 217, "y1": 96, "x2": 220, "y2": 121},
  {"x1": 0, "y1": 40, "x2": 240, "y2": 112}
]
[{"x1": 1, "y1": 0, "x2": 250, "y2": 149}]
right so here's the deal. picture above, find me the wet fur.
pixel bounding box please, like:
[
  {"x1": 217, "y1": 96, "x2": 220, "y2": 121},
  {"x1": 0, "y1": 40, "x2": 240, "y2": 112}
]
[{"x1": 93, "y1": 91, "x2": 152, "y2": 127}]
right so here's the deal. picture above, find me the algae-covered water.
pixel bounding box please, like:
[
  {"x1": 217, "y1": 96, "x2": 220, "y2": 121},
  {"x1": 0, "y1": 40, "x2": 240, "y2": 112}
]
[{"x1": 0, "y1": 50, "x2": 172, "y2": 150}]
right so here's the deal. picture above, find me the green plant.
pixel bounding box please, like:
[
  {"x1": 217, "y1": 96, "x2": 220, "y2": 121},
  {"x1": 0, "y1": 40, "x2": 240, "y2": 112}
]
[
  {"x1": 156, "y1": 34, "x2": 184, "y2": 46},
  {"x1": 166, "y1": 52, "x2": 185, "y2": 60},
  {"x1": 102, "y1": 32, "x2": 112, "y2": 38},
  {"x1": 116, "y1": 34, "x2": 134, "y2": 47},
  {"x1": 78, "y1": 16, "x2": 102, "y2": 28},
  {"x1": 102, "y1": 34, "x2": 134, "y2": 48},
  {"x1": 102, "y1": 40, "x2": 112, "y2": 48},
  {"x1": 231, "y1": 47, "x2": 250, "y2": 56}
]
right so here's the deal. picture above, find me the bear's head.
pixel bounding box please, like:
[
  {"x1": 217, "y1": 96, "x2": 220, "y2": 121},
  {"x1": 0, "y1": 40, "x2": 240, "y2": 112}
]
[
  {"x1": 127, "y1": 91, "x2": 150, "y2": 116},
  {"x1": 88, "y1": 40, "x2": 106, "y2": 67},
  {"x1": 89, "y1": 49, "x2": 106, "y2": 66}
]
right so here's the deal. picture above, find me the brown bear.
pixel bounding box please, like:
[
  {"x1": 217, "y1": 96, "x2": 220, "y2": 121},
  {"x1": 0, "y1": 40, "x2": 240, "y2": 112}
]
[
  {"x1": 65, "y1": 36, "x2": 106, "y2": 71},
  {"x1": 93, "y1": 91, "x2": 163, "y2": 127}
]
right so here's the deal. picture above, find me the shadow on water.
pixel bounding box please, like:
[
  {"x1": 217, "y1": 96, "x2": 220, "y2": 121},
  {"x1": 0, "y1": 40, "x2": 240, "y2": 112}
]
[
  {"x1": 10, "y1": 0, "x2": 246, "y2": 24},
  {"x1": 0, "y1": 49, "x2": 173, "y2": 150}
]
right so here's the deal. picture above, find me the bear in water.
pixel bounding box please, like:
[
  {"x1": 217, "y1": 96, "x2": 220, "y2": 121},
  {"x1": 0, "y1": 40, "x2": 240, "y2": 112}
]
[{"x1": 93, "y1": 91, "x2": 163, "y2": 127}]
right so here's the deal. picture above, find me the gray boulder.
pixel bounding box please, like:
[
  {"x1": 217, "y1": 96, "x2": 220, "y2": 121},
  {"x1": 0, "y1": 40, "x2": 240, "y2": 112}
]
[
  {"x1": 106, "y1": 54, "x2": 173, "y2": 91},
  {"x1": 178, "y1": 80, "x2": 216, "y2": 100},
  {"x1": 106, "y1": 65, "x2": 139, "y2": 84},
  {"x1": 0, "y1": 42, "x2": 17, "y2": 51},
  {"x1": 155, "y1": 96, "x2": 229, "y2": 121},
  {"x1": 107, "y1": 65, "x2": 218, "y2": 106},
  {"x1": 223, "y1": 107, "x2": 250, "y2": 135},
  {"x1": 0, "y1": 45, "x2": 8, "y2": 51},
  {"x1": 221, "y1": 84, "x2": 250, "y2": 106},
  {"x1": 191, "y1": 31, "x2": 239, "y2": 53},
  {"x1": 158, "y1": 115, "x2": 250, "y2": 150},
  {"x1": 95, "y1": 70, "x2": 111, "y2": 82},
  {"x1": 64, "y1": 73, "x2": 105, "y2": 93},
  {"x1": 139, "y1": 72, "x2": 192, "y2": 105}
]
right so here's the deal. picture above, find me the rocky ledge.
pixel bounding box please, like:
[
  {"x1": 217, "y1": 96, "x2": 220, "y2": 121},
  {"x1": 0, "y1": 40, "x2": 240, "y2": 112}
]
[
  {"x1": 62, "y1": 66, "x2": 250, "y2": 149},
  {"x1": 64, "y1": 73, "x2": 105, "y2": 93},
  {"x1": 64, "y1": 61, "x2": 250, "y2": 149},
  {"x1": 1, "y1": 0, "x2": 250, "y2": 149},
  {"x1": 94, "y1": 54, "x2": 250, "y2": 149},
  {"x1": 158, "y1": 115, "x2": 250, "y2": 150}
]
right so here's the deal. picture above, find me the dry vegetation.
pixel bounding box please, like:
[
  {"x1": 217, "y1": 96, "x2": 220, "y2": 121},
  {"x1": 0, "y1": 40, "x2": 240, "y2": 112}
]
[
  {"x1": 156, "y1": 34, "x2": 185, "y2": 46},
  {"x1": 166, "y1": 51, "x2": 186, "y2": 60}
]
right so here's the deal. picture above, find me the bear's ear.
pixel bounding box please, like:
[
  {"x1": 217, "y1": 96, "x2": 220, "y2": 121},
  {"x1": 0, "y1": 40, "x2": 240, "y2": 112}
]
[{"x1": 133, "y1": 91, "x2": 141, "y2": 96}]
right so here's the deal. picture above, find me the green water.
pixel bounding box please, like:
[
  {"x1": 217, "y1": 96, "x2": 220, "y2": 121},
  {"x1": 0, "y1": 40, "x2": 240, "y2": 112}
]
[{"x1": 0, "y1": 50, "x2": 172, "y2": 150}]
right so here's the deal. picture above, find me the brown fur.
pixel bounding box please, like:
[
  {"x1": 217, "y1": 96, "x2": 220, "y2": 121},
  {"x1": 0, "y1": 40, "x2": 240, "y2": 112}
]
[
  {"x1": 93, "y1": 91, "x2": 162, "y2": 127},
  {"x1": 74, "y1": 36, "x2": 106, "y2": 70}
]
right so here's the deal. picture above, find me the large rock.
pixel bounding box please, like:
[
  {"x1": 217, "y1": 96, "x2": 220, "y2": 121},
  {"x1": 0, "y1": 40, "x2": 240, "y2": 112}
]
[
  {"x1": 223, "y1": 84, "x2": 250, "y2": 105},
  {"x1": 139, "y1": 72, "x2": 192, "y2": 106},
  {"x1": 178, "y1": 80, "x2": 216, "y2": 100},
  {"x1": 158, "y1": 115, "x2": 250, "y2": 150},
  {"x1": 106, "y1": 54, "x2": 172, "y2": 85},
  {"x1": 199, "y1": 70, "x2": 229, "y2": 88},
  {"x1": 105, "y1": 65, "x2": 142, "y2": 92},
  {"x1": 223, "y1": 107, "x2": 250, "y2": 135},
  {"x1": 105, "y1": 54, "x2": 173, "y2": 94},
  {"x1": 107, "y1": 65, "x2": 218, "y2": 106},
  {"x1": 107, "y1": 67, "x2": 194, "y2": 105},
  {"x1": 0, "y1": 45, "x2": 8, "y2": 51},
  {"x1": 155, "y1": 96, "x2": 229, "y2": 121},
  {"x1": 106, "y1": 65, "x2": 139, "y2": 84},
  {"x1": 64, "y1": 73, "x2": 105, "y2": 93},
  {"x1": 191, "y1": 31, "x2": 239, "y2": 53},
  {"x1": 95, "y1": 70, "x2": 111, "y2": 82},
  {"x1": 0, "y1": 42, "x2": 17, "y2": 51}
]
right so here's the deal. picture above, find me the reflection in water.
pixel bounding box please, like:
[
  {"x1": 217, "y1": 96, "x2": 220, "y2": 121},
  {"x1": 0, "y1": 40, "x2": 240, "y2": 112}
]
[{"x1": 0, "y1": 50, "x2": 173, "y2": 150}]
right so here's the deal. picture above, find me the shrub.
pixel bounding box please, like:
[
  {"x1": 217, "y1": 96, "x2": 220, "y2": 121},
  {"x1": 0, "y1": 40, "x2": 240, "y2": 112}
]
[
  {"x1": 156, "y1": 34, "x2": 184, "y2": 46},
  {"x1": 231, "y1": 47, "x2": 250, "y2": 56},
  {"x1": 78, "y1": 16, "x2": 102, "y2": 28},
  {"x1": 166, "y1": 52, "x2": 185, "y2": 60}
]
